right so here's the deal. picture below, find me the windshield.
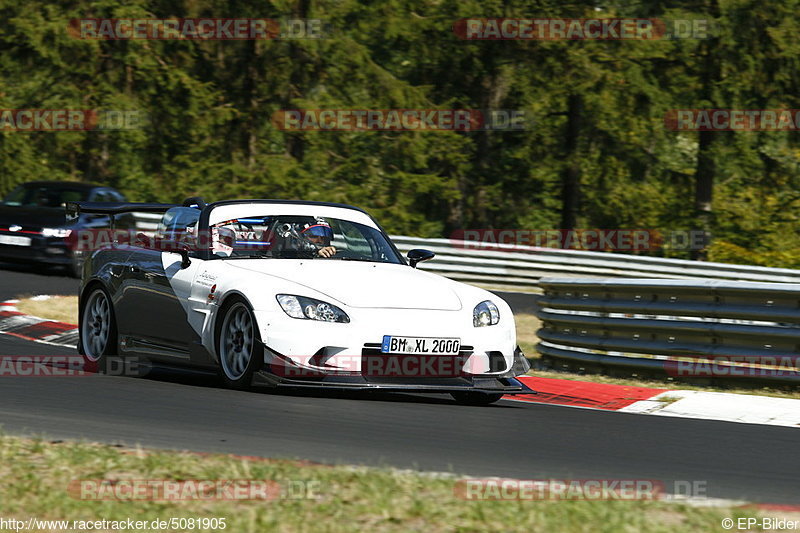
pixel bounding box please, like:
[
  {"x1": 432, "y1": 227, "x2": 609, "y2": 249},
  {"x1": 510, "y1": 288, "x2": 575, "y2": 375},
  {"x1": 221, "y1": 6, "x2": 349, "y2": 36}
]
[
  {"x1": 207, "y1": 215, "x2": 402, "y2": 264},
  {"x1": 2, "y1": 184, "x2": 89, "y2": 208}
]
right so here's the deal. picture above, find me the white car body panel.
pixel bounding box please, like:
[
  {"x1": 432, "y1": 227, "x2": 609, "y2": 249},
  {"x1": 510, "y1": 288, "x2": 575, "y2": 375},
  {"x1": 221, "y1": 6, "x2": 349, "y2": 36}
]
[
  {"x1": 225, "y1": 260, "x2": 463, "y2": 310},
  {"x1": 166, "y1": 255, "x2": 516, "y2": 375}
]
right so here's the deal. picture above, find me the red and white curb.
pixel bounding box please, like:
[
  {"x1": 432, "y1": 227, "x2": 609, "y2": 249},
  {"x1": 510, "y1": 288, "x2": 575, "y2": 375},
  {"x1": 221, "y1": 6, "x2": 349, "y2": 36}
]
[
  {"x1": 0, "y1": 297, "x2": 78, "y2": 347},
  {"x1": 513, "y1": 376, "x2": 800, "y2": 428},
  {"x1": 618, "y1": 389, "x2": 800, "y2": 427},
  {"x1": 513, "y1": 376, "x2": 668, "y2": 410},
  {"x1": 0, "y1": 299, "x2": 20, "y2": 311}
]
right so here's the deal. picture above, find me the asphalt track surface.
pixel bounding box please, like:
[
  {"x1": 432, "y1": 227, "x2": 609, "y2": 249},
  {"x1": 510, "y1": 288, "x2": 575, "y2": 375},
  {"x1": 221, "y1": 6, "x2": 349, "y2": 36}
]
[
  {"x1": 0, "y1": 263, "x2": 81, "y2": 301},
  {"x1": 1, "y1": 263, "x2": 799, "y2": 504}
]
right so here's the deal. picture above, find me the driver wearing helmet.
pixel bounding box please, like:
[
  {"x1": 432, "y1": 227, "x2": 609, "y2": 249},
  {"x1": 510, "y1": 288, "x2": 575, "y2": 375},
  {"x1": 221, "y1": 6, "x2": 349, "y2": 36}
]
[{"x1": 301, "y1": 220, "x2": 336, "y2": 258}]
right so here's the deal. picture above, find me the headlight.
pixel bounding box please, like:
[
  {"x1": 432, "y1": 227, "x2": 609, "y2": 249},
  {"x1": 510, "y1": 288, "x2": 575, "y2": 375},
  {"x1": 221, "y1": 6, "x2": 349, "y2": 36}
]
[
  {"x1": 41, "y1": 228, "x2": 72, "y2": 238},
  {"x1": 276, "y1": 294, "x2": 350, "y2": 323},
  {"x1": 473, "y1": 300, "x2": 500, "y2": 327}
]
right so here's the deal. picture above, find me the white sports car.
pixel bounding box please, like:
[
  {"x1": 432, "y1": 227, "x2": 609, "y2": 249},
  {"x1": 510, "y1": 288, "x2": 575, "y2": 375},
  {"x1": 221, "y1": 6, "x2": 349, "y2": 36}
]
[{"x1": 69, "y1": 198, "x2": 532, "y2": 405}]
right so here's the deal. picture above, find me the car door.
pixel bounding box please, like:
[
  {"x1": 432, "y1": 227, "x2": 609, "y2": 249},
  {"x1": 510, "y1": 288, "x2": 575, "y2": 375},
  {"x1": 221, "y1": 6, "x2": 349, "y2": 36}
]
[
  {"x1": 152, "y1": 243, "x2": 219, "y2": 368},
  {"x1": 114, "y1": 243, "x2": 170, "y2": 344},
  {"x1": 115, "y1": 207, "x2": 204, "y2": 361}
]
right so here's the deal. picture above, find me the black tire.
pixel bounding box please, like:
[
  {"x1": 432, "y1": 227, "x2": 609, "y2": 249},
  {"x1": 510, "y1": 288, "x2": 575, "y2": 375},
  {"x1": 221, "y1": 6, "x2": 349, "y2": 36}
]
[
  {"x1": 78, "y1": 286, "x2": 118, "y2": 373},
  {"x1": 216, "y1": 297, "x2": 263, "y2": 390},
  {"x1": 450, "y1": 391, "x2": 504, "y2": 406}
]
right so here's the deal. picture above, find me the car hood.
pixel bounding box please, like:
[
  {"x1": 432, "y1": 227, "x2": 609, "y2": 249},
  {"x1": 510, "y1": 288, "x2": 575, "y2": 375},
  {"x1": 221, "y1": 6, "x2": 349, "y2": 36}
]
[
  {"x1": 0, "y1": 206, "x2": 67, "y2": 230},
  {"x1": 226, "y1": 260, "x2": 463, "y2": 310}
]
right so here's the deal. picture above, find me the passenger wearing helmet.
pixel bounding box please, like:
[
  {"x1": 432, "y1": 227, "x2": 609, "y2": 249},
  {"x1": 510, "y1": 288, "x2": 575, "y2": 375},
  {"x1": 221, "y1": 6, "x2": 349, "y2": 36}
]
[
  {"x1": 301, "y1": 220, "x2": 336, "y2": 258},
  {"x1": 212, "y1": 225, "x2": 236, "y2": 257}
]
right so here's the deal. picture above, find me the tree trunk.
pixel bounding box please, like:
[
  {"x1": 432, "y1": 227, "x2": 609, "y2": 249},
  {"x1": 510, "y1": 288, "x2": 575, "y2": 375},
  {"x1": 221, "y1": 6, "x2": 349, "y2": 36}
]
[
  {"x1": 242, "y1": 38, "x2": 259, "y2": 169},
  {"x1": 691, "y1": 1, "x2": 720, "y2": 261},
  {"x1": 285, "y1": 0, "x2": 310, "y2": 162},
  {"x1": 692, "y1": 130, "x2": 715, "y2": 260},
  {"x1": 560, "y1": 92, "x2": 583, "y2": 230}
]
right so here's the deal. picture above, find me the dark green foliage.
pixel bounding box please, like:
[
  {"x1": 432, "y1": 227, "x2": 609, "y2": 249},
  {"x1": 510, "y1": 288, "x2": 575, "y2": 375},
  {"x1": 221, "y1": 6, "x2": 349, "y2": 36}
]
[{"x1": 1, "y1": 0, "x2": 798, "y2": 263}]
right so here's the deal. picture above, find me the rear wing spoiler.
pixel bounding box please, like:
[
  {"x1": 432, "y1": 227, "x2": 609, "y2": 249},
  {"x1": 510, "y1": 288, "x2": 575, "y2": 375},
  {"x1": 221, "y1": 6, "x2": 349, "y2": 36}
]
[
  {"x1": 65, "y1": 201, "x2": 176, "y2": 220},
  {"x1": 66, "y1": 201, "x2": 177, "y2": 234}
]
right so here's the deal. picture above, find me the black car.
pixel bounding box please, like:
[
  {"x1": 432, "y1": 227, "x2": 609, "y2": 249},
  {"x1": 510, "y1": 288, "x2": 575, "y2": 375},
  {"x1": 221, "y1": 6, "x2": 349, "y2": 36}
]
[{"x1": 0, "y1": 181, "x2": 128, "y2": 276}]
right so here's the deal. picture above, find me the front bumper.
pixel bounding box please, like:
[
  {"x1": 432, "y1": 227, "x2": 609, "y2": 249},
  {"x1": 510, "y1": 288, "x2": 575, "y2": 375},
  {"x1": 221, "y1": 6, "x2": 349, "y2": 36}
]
[
  {"x1": 253, "y1": 307, "x2": 521, "y2": 377},
  {"x1": 0, "y1": 236, "x2": 74, "y2": 266},
  {"x1": 254, "y1": 372, "x2": 532, "y2": 394},
  {"x1": 255, "y1": 345, "x2": 533, "y2": 394}
]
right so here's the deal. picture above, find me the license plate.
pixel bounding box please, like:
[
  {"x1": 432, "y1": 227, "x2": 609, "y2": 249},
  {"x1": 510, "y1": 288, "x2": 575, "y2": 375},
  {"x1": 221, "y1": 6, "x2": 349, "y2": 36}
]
[
  {"x1": 0, "y1": 235, "x2": 31, "y2": 246},
  {"x1": 381, "y1": 336, "x2": 460, "y2": 355}
]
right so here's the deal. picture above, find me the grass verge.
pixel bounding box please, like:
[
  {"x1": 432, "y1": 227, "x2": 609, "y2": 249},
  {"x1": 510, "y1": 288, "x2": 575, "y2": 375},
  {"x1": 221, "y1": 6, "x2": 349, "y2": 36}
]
[
  {"x1": 15, "y1": 295, "x2": 78, "y2": 325},
  {"x1": 0, "y1": 433, "x2": 766, "y2": 533}
]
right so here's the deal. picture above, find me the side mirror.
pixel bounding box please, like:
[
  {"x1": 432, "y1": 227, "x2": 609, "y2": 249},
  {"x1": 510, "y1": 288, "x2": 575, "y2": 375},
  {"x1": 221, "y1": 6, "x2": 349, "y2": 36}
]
[
  {"x1": 407, "y1": 249, "x2": 435, "y2": 268},
  {"x1": 162, "y1": 240, "x2": 192, "y2": 269},
  {"x1": 178, "y1": 249, "x2": 192, "y2": 269}
]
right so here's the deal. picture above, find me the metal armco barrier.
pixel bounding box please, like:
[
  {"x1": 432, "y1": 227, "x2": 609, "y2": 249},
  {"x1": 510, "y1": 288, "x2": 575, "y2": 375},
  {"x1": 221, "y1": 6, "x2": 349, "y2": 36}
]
[
  {"x1": 132, "y1": 214, "x2": 800, "y2": 285},
  {"x1": 536, "y1": 278, "x2": 800, "y2": 381},
  {"x1": 389, "y1": 236, "x2": 800, "y2": 285}
]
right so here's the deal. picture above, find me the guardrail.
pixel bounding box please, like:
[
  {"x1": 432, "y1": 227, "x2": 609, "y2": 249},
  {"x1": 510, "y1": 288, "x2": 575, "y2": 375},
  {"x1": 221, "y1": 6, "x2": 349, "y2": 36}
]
[
  {"x1": 134, "y1": 212, "x2": 161, "y2": 231},
  {"x1": 390, "y1": 236, "x2": 800, "y2": 285},
  {"x1": 535, "y1": 277, "x2": 800, "y2": 382},
  {"x1": 132, "y1": 213, "x2": 800, "y2": 285}
]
